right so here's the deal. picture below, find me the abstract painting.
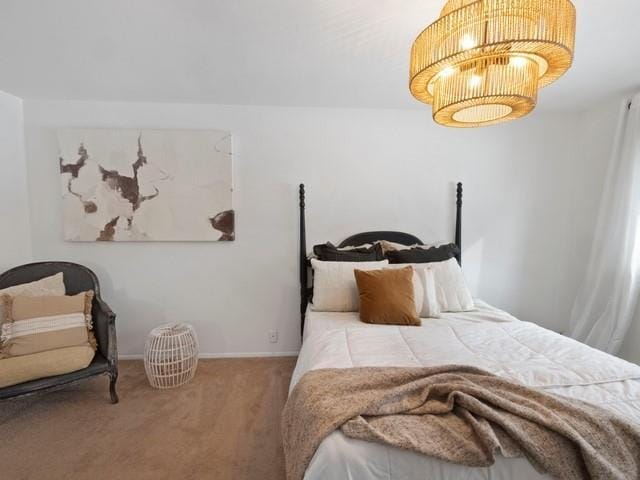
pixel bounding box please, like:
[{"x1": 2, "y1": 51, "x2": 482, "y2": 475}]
[{"x1": 57, "y1": 128, "x2": 234, "y2": 241}]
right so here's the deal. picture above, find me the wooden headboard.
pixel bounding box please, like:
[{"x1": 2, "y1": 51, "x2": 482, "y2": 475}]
[
  {"x1": 298, "y1": 182, "x2": 463, "y2": 335},
  {"x1": 338, "y1": 231, "x2": 424, "y2": 248}
]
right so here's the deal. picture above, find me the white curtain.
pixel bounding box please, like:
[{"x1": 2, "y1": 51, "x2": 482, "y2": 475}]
[{"x1": 568, "y1": 93, "x2": 640, "y2": 354}]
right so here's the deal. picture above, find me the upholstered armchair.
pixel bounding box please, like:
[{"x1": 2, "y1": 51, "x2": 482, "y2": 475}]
[{"x1": 0, "y1": 262, "x2": 118, "y2": 403}]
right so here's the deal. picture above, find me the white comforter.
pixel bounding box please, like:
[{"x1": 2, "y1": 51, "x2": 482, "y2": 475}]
[{"x1": 290, "y1": 301, "x2": 640, "y2": 480}]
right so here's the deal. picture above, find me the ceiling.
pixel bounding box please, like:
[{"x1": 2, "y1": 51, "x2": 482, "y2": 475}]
[{"x1": 0, "y1": 0, "x2": 638, "y2": 111}]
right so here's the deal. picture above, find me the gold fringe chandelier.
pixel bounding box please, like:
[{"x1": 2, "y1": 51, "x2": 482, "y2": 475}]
[{"x1": 410, "y1": 0, "x2": 576, "y2": 128}]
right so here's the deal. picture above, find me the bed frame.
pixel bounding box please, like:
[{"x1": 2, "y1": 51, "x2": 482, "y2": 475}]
[{"x1": 298, "y1": 182, "x2": 463, "y2": 334}]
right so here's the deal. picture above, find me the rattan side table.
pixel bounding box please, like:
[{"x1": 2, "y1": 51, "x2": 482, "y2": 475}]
[{"x1": 144, "y1": 323, "x2": 199, "y2": 389}]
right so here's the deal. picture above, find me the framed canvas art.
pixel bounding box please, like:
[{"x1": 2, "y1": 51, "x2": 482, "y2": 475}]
[{"x1": 57, "y1": 128, "x2": 234, "y2": 242}]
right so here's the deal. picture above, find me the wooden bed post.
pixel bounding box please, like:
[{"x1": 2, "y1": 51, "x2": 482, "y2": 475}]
[
  {"x1": 455, "y1": 182, "x2": 463, "y2": 266},
  {"x1": 299, "y1": 184, "x2": 308, "y2": 336}
]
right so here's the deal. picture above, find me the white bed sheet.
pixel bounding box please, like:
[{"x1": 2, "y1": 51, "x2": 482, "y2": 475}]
[{"x1": 291, "y1": 301, "x2": 640, "y2": 480}]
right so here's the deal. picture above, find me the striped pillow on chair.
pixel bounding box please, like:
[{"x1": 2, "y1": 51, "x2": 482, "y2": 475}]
[{"x1": 0, "y1": 291, "x2": 97, "y2": 358}]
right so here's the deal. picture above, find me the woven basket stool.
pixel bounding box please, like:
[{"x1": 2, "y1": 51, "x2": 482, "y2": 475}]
[{"x1": 144, "y1": 323, "x2": 199, "y2": 389}]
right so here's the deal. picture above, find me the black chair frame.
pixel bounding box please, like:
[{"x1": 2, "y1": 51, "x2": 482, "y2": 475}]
[{"x1": 0, "y1": 261, "x2": 118, "y2": 403}]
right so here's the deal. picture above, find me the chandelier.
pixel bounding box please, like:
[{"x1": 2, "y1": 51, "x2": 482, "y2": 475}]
[{"x1": 409, "y1": 0, "x2": 576, "y2": 128}]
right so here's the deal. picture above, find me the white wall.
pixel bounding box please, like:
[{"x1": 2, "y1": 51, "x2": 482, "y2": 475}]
[
  {"x1": 0, "y1": 90, "x2": 31, "y2": 271},
  {"x1": 22, "y1": 100, "x2": 604, "y2": 356}
]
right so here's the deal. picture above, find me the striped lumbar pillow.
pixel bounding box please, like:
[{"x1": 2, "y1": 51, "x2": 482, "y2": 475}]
[{"x1": 0, "y1": 291, "x2": 96, "y2": 358}]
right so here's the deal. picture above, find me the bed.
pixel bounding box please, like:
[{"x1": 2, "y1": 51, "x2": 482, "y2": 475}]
[{"x1": 290, "y1": 183, "x2": 640, "y2": 480}]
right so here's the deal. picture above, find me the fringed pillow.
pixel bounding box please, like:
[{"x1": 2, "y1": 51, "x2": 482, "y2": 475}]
[{"x1": 0, "y1": 291, "x2": 97, "y2": 358}]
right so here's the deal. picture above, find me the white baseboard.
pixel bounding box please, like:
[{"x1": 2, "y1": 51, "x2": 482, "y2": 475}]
[{"x1": 119, "y1": 351, "x2": 299, "y2": 360}]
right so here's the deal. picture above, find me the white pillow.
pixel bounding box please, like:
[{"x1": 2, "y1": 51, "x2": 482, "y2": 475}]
[
  {"x1": 311, "y1": 260, "x2": 388, "y2": 312},
  {"x1": 429, "y1": 258, "x2": 474, "y2": 312},
  {"x1": 0, "y1": 272, "x2": 66, "y2": 320},
  {"x1": 396, "y1": 260, "x2": 473, "y2": 313},
  {"x1": 415, "y1": 267, "x2": 441, "y2": 318}
]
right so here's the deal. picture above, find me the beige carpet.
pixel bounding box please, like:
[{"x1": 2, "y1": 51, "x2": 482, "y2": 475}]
[{"x1": 0, "y1": 357, "x2": 296, "y2": 480}]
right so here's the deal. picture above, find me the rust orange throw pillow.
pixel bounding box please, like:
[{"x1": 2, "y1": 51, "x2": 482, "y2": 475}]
[{"x1": 354, "y1": 267, "x2": 421, "y2": 326}]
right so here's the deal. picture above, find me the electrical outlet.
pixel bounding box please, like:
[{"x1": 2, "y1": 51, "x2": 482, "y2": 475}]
[{"x1": 268, "y1": 330, "x2": 279, "y2": 343}]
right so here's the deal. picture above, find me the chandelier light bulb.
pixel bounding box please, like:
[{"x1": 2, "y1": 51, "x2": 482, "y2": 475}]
[
  {"x1": 469, "y1": 75, "x2": 482, "y2": 87},
  {"x1": 510, "y1": 56, "x2": 529, "y2": 68},
  {"x1": 440, "y1": 66, "x2": 456, "y2": 78},
  {"x1": 460, "y1": 35, "x2": 477, "y2": 50}
]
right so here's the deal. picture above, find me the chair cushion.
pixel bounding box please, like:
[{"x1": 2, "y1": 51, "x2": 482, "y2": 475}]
[{"x1": 0, "y1": 345, "x2": 95, "y2": 388}]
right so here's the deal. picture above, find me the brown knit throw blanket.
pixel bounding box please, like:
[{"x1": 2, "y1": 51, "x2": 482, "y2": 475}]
[{"x1": 282, "y1": 365, "x2": 640, "y2": 480}]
